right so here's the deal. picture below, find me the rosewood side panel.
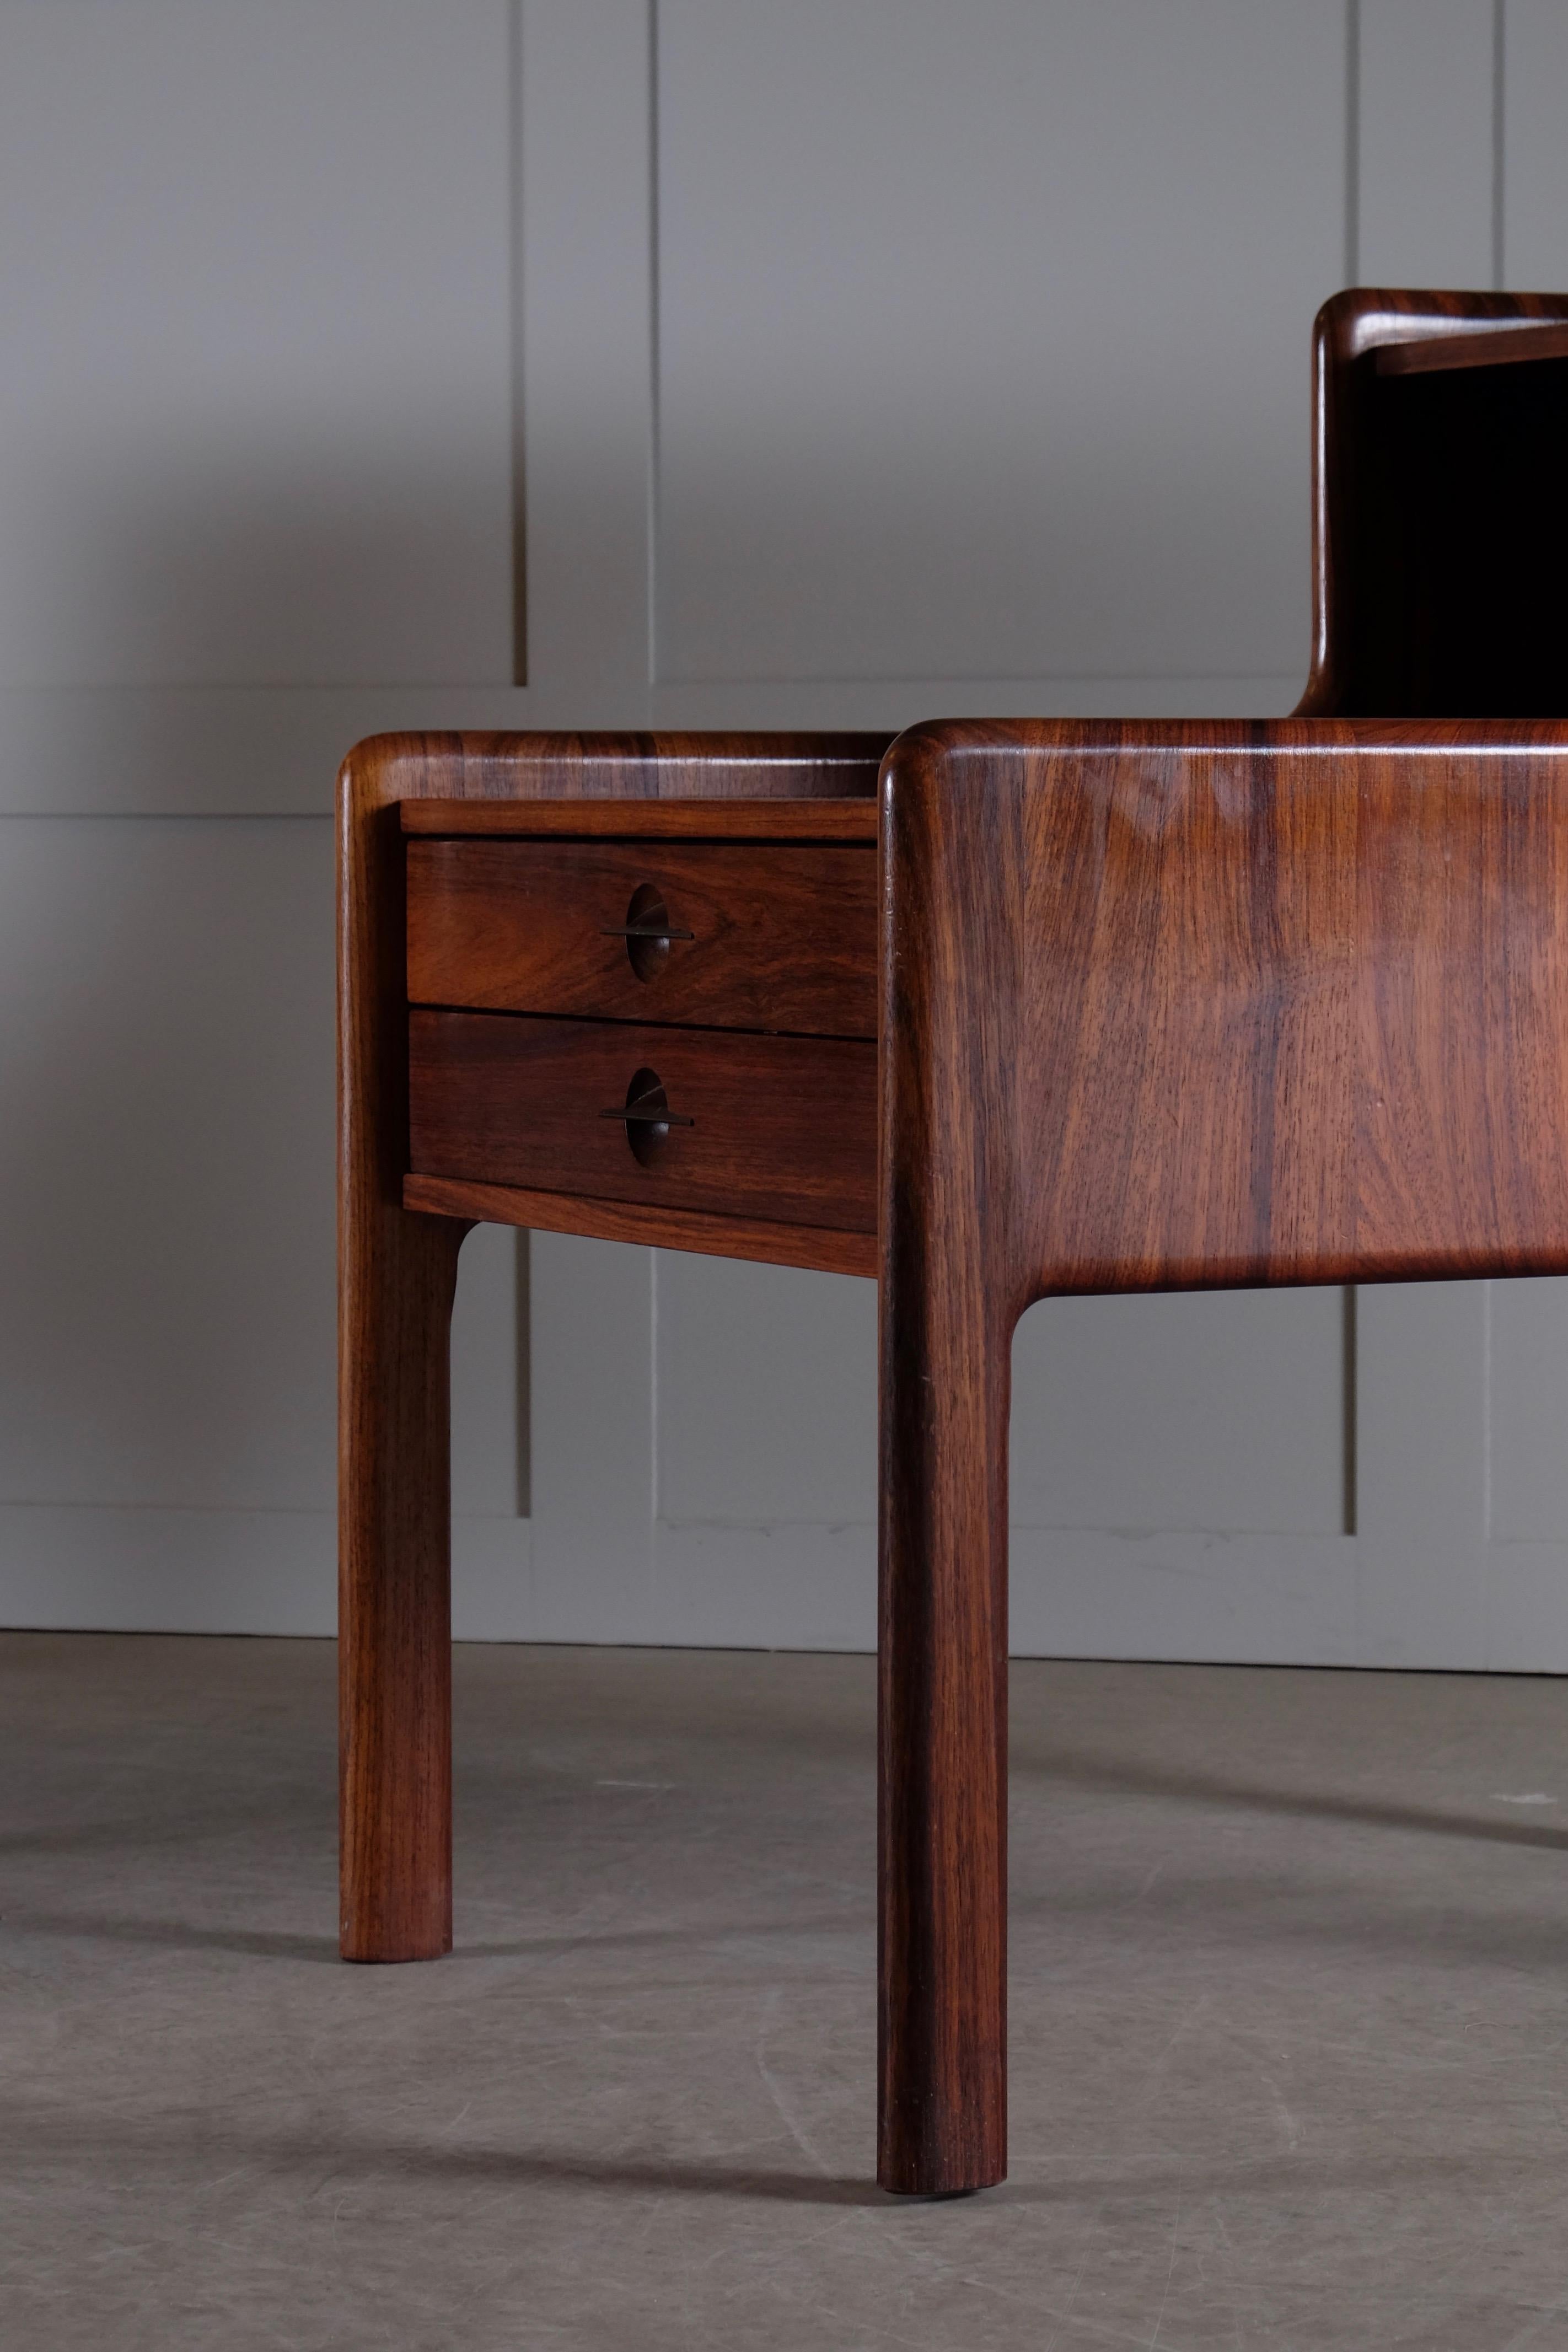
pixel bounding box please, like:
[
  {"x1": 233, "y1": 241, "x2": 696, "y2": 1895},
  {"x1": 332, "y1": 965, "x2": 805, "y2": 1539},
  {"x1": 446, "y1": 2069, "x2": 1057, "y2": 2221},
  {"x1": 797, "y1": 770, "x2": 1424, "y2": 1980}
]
[
  {"x1": 875, "y1": 715, "x2": 1568, "y2": 2190},
  {"x1": 882, "y1": 719, "x2": 1568, "y2": 1309},
  {"x1": 339, "y1": 732, "x2": 887, "y2": 1963}
]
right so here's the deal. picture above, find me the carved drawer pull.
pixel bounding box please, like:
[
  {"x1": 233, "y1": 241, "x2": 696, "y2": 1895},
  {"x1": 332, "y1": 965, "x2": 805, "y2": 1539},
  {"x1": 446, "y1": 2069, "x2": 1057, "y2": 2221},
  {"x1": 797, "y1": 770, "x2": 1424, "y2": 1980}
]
[
  {"x1": 599, "y1": 1067, "x2": 693, "y2": 1167},
  {"x1": 605, "y1": 883, "x2": 692, "y2": 981},
  {"x1": 599, "y1": 921, "x2": 695, "y2": 942},
  {"x1": 598, "y1": 1103, "x2": 695, "y2": 1127}
]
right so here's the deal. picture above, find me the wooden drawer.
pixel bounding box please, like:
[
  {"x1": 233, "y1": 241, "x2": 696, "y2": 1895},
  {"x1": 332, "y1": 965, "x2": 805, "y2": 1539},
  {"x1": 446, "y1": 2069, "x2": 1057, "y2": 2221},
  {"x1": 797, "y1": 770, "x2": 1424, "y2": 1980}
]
[
  {"x1": 409, "y1": 1011, "x2": 877, "y2": 1233},
  {"x1": 406, "y1": 839, "x2": 877, "y2": 1037}
]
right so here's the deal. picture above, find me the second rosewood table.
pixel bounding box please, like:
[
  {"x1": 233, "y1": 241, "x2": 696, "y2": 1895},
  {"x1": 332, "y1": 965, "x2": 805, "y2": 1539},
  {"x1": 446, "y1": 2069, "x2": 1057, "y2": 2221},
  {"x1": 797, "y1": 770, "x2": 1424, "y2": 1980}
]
[{"x1": 340, "y1": 287, "x2": 1568, "y2": 2196}]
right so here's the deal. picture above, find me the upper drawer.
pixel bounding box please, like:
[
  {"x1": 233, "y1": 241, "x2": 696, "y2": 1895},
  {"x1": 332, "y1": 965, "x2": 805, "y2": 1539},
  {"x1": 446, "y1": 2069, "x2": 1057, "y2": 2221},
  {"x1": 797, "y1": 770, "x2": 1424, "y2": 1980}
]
[{"x1": 406, "y1": 839, "x2": 877, "y2": 1038}]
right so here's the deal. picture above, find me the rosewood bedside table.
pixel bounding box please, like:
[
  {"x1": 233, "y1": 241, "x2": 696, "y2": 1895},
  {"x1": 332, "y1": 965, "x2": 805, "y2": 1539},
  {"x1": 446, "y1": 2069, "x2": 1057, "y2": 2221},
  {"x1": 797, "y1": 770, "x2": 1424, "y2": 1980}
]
[{"x1": 340, "y1": 287, "x2": 1568, "y2": 2198}]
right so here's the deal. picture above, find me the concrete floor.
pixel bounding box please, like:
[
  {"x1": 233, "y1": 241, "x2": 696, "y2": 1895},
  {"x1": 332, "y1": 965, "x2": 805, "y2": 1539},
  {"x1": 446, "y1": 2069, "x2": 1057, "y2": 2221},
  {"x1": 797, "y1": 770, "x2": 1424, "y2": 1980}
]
[{"x1": 4, "y1": 1641, "x2": 1568, "y2": 2349}]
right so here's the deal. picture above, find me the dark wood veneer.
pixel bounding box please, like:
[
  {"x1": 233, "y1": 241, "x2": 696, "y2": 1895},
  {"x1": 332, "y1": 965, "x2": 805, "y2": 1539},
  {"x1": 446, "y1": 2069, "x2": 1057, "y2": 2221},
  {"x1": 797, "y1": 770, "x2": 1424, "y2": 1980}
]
[
  {"x1": 407, "y1": 839, "x2": 877, "y2": 1037},
  {"x1": 1376, "y1": 319, "x2": 1568, "y2": 374},
  {"x1": 401, "y1": 796, "x2": 879, "y2": 840},
  {"x1": 402, "y1": 1173, "x2": 877, "y2": 1279},
  {"x1": 343, "y1": 294, "x2": 1568, "y2": 2203},
  {"x1": 882, "y1": 719, "x2": 1568, "y2": 1304},
  {"x1": 338, "y1": 732, "x2": 879, "y2": 1972},
  {"x1": 383, "y1": 729, "x2": 889, "y2": 803},
  {"x1": 410, "y1": 1009, "x2": 876, "y2": 1234},
  {"x1": 1299, "y1": 288, "x2": 1568, "y2": 719}
]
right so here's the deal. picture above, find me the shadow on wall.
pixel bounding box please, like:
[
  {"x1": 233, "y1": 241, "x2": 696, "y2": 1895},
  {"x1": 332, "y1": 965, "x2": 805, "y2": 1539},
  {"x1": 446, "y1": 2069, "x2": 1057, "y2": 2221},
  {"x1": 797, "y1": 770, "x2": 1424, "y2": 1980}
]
[
  {"x1": 0, "y1": 812, "x2": 337, "y2": 1517},
  {"x1": 0, "y1": 419, "x2": 511, "y2": 689},
  {"x1": 0, "y1": 431, "x2": 518, "y2": 1599}
]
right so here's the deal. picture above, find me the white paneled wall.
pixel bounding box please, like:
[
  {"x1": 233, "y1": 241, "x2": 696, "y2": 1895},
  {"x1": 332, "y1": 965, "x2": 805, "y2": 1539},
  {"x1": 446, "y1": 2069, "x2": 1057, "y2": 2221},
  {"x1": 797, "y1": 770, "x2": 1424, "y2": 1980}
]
[{"x1": 1, "y1": 0, "x2": 1564, "y2": 1669}]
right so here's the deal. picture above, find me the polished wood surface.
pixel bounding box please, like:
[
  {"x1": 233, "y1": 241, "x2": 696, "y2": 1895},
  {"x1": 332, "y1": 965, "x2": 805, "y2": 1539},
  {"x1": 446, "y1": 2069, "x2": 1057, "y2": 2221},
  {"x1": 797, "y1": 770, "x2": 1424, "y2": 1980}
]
[
  {"x1": 372, "y1": 729, "x2": 888, "y2": 803},
  {"x1": 1299, "y1": 289, "x2": 1568, "y2": 719},
  {"x1": 878, "y1": 876, "x2": 1012, "y2": 2195},
  {"x1": 404, "y1": 1173, "x2": 877, "y2": 1279},
  {"x1": 410, "y1": 1009, "x2": 877, "y2": 1233},
  {"x1": 883, "y1": 718, "x2": 1568, "y2": 1303},
  {"x1": 871, "y1": 391, "x2": 1568, "y2": 2181},
  {"x1": 1375, "y1": 319, "x2": 1568, "y2": 375},
  {"x1": 401, "y1": 796, "x2": 879, "y2": 840},
  {"x1": 343, "y1": 291, "x2": 1568, "y2": 2202},
  {"x1": 339, "y1": 732, "x2": 885, "y2": 1978},
  {"x1": 339, "y1": 765, "x2": 468, "y2": 1964},
  {"x1": 875, "y1": 709, "x2": 1568, "y2": 2192},
  {"x1": 408, "y1": 840, "x2": 877, "y2": 1037}
]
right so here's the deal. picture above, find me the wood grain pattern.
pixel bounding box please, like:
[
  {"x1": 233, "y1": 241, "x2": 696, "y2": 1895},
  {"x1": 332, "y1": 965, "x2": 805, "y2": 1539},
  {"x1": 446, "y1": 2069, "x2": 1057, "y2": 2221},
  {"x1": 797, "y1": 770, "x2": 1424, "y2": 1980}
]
[
  {"x1": 409, "y1": 1009, "x2": 877, "y2": 1234},
  {"x1": 882, "y1": 717, "x2": 1568, "y2": 1302},
  {"x1": 401, "y1": 797, "x2": 879, "y2": 840},
  {"x1": 878, "y1": 762, "x2": 1013, "y2": 2194},
  {"x1": 404, "y1": 1173, "x2": 876, "y2": 1279},
  {"x1": 407, "y1": 840, "x2": 877, "y2": 1037},
  {"x1": 875, "y1": 710, "x2": 1568, "y2": 2190},
  {"x1": 373, "y1": 729, "x2": 888, "y2": 803},
  {"x1": 339, "y1": 767, "x2": 468, "y2": 1964},
  {"x1": 339, "y1": 731, "x2": 887, "y2": 1972},
  {"x1": 344, "y1": 289, "x2": 1568, "y2": 2200}
]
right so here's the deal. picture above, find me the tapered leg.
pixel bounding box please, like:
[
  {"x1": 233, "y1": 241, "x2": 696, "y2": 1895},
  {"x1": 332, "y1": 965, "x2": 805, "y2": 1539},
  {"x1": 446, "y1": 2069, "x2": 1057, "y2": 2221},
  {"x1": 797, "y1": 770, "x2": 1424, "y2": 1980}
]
[
  {"x1": 339, "y1": 1205, "x2": 469, "y2": 1960},
  {"x1": 875, "y1": 727, "x2": 1021, "y2": 2195},
  {"x1": 878, "y1": 1264, "x2": 1012, "y2": 2194},
  {"x1": 339, "y1": 755, "x2": 474, "y2": 1961}
]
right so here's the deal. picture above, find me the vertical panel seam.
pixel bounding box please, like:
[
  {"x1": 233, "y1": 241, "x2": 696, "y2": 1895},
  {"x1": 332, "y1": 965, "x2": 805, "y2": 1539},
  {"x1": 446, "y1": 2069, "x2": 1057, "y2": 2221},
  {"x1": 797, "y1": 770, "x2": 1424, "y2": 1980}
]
[
  {"x1": 1481, "y1": 1279, "x2": 1494, "y2": 1544},
  {"x1": 510, "y1": 0, "x2": 528, "y2": 685},
  {"x1": 647, "y1": 0, "x2": 662, "y2": 687},
  {"x1": 1344, "y1": 0, "x2": 1360, "y2": 285},
  {"x1": 514, "y1": 1230, "x2": 533, "y2": 1519},
  {"x1": 649, "y1": 1245, "x2": 662, "y2": 1529},
  {"x1": 1492, "y1": 0, "x2": 1507, "y2": 288},
  {"x1": 1343, "y1": 1284, "x2": 1358, "y2": 1537}
]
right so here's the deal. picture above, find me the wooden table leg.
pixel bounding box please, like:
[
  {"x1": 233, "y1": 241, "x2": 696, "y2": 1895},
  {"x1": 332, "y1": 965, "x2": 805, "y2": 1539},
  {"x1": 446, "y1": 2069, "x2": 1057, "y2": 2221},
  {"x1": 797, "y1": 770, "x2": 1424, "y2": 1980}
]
[
  {"x1": 875, "y1": 724, "x2": 1020, "y2": 2196},
  {"x1": 339, "y1": 1204, "x2": 469, "y2": 1961},
  {"x1": 877, "y1": 1244, "x2": 1012, "y2": 2195}
]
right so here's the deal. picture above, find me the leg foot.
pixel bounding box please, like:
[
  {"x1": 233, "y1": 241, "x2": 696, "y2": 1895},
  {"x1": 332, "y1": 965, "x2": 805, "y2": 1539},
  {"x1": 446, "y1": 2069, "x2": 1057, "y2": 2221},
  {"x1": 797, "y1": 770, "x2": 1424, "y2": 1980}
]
[
  {"x1": 878, "y1": 1275, "x2": 1011, "y2": 2195},
  {"x1": 340, "y1": 1209, "x2": 468, "y2": 1961}
]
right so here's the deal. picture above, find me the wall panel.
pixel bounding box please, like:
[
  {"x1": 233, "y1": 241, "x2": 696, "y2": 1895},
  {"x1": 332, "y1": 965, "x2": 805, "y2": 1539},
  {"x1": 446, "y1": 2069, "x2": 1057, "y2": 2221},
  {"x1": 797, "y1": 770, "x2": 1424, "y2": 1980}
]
[
  {"x1": 1502, "y1": 0, "x2": 1568, "y2": 289},
  {"x1": 654, "y1": 0, "x2": 1343, "y2": 687},
  {"x1": 0, "y1": 0, "x2": 529, "y2": 1633},
  {"x1": 1487, "y1": 1281, "x2": 1568, "y2": 1544},
  {"x1": 657, "y1": 1257, "x2": 876, "y2": 1527},
  {"x1": 0, "y1": 818, "x2": 336, "y2": 1514},
  {"x1": 0, "y1": 0, "x2": 514, "y2": 695},
  {"x1": 1009, "y1": 1291, "x2": 1346, "y2": 1537},
  {"x1": 1357, "y1": 0, "x2": 1495, "y2": 286}
]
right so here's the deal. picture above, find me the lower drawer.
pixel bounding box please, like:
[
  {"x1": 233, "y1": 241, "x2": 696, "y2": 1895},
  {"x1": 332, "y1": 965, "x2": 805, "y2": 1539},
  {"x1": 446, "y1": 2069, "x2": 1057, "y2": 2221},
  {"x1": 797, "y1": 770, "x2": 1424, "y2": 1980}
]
[{"x1": 409, "y1": 1011, "x2": 877, "y2": 1233}]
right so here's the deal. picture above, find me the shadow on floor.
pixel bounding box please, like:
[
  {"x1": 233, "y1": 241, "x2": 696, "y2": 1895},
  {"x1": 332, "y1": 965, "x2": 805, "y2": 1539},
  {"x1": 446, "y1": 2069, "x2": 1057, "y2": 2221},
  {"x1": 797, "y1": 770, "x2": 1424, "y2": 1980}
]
[
  {"x1": 1, "y1": 1907, "x2": 872, "y2": 1969},
  {"x1": 1011, "y1": 1749, "x2": 1568, "y2": 1853},
  {"x1": 16, "y1": 2094, "x2": 1568, "y2": 2211}
]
